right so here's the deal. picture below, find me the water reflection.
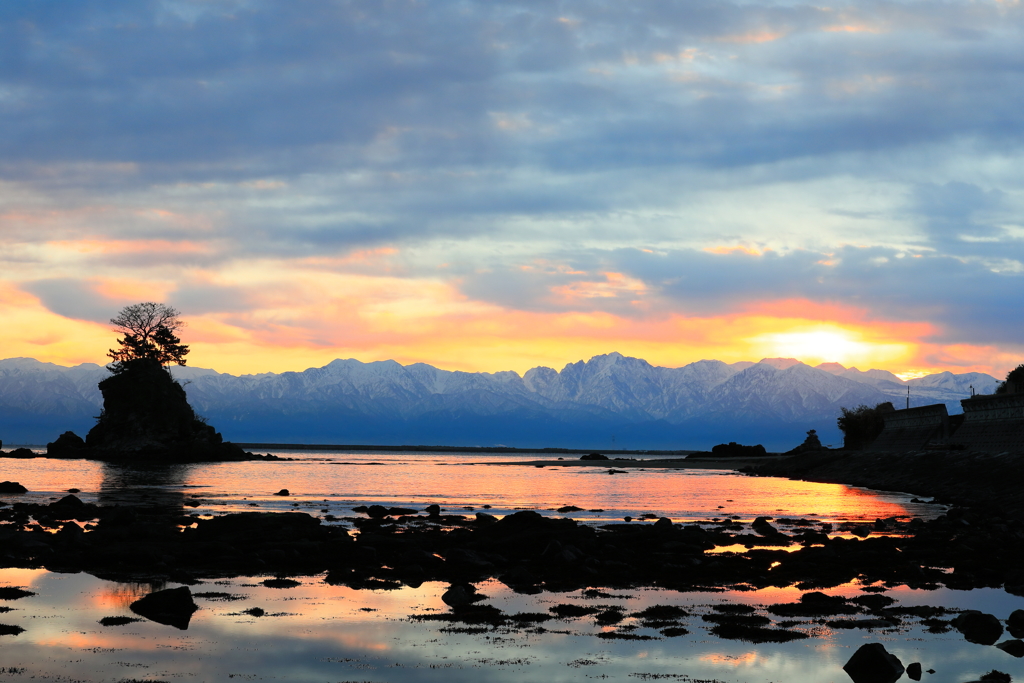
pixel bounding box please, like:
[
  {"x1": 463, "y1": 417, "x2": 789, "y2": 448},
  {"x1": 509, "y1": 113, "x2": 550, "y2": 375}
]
[
  {"x1": 2, "y1": 569, "x2": 1023, "y2": 683},
  {"x1": 98, "y1": 461, "x2": 192, "y2": 512}
]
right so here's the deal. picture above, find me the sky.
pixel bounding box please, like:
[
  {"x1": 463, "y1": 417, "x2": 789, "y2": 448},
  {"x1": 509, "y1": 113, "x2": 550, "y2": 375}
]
[{"x1": 1, "y1": 0, "x2": 1022, "y2": 379}]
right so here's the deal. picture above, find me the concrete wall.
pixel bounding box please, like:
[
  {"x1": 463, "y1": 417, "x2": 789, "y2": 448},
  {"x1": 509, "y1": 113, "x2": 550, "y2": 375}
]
[
  {"x1": 869, "y1": 404, "x2": 949, "y2": 451},
  {"x1": 953, "y1": 393, "x2": 1024, "y2": 452}
]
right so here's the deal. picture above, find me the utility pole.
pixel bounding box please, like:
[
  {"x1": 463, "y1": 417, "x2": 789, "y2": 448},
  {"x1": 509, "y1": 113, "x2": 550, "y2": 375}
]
[{"x1": 906, "y1": 386, "x2": 910, "y2": 410}]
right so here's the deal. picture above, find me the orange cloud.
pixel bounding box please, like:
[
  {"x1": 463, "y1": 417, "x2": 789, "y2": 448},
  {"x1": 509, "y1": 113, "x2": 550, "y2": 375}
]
[
  {"x1": 5, "y1": 265, "x2": 1018, "y2": 381},
  {"x1": 704, "y1": 245, "x2": 766, "y2": 256},
  {"x1": 47, "y1": 239, "x2": 213, "y2": 256},
  {"x1": 823, "y1": 24, "x2": 883, "y2": 33},
  {"x1": 716, "y1": 30, "x2": 785, "y2": 44}
]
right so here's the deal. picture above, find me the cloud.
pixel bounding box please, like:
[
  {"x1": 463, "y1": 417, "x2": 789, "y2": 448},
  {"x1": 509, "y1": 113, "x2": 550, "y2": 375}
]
[{"x1": 4, "y1": 0, "x2": 1024, "y2": 377}]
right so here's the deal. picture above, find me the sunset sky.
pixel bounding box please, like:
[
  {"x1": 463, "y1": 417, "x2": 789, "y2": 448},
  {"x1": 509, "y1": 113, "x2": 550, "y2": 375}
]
[{"x1": 1, "y1": 1, "x2": 1022, "y2": 379}]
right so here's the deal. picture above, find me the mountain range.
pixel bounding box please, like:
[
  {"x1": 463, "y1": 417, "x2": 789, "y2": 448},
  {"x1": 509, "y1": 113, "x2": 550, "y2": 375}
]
[{"x1": 0, "y1": 354, "x2": 998, "y2": 451}]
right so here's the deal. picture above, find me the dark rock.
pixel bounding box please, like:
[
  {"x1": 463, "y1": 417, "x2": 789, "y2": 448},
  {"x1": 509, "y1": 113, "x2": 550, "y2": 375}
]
[
  {"x1": 906, "y1": 662, "x2": 922, "y2": 681},
  {"x1": 441, "y1": 584, "x2": 477, "y2": 607},
  {"x1": 953, "y1": 610, "x2": 1004, "y2": 645},
  {"x1": 710, "y1": 621, "x2": 807, "y2": 643},
  {"x1": 550, "y1": 603, "x2": 602, "y2": 618},
  {"x1": 996, "y1": 640, "x2": 1024, "y2": 657},
  {"x1": 262, "y1": 578, "x2": 301, "y2": 589},
  {"x1": 129, "y1": 586, "x2": 199, "y2": 630},
  {"x1": 83, "y1": 358, "x2": 245, "y2": 461},
  {"x1": 978, "y1": 672, "x2": 1011, "y2": 683},
  {"x1": 594, "y1": 609, "x2": 625, "y2": 625},
  {"x1": 273, "y1": 489, "x2": 290, "y2": 496},
  {"x1": 1008, "y1": 609, "x2": 1024, "y2": 638},
  {"x1": 787, "y1": 429, "x2": 825, "y2": 455},
  {"x1": 852, "y1": 525, "x2": 872, "y2": 538},
  {"x1": 98, "y1": 616, "x2": 143, "y2": 626},
  {"x1": 851, "y1": 594, "x2": 896, "y2": 610},
  {"x1": 752, "y1": 516, "x2": 779, "y2": 536},
  {"x1": 842, "y1": 643, "x2": 905, "y2": 683},
  {"x1": 653, "y1": 517, "x2": 675, "y2": 532},
  {"x1": 425, "y1": 504, "x2": 441, "y2": 517},
  {"x1": 52, "y1": 494, "x2": 85, "y2": 509},
  {"x1": 0, "y1": 481, "x2": 27, "y2": 493},
  {"x1": 366, "y1": 505, "x2": 389, "y2": 519},
  {"x1": 557, "y1": 505, "x2": 584, "y2": 513},
  {"x1": 0, "y1": 624, "x2": 25, "y2": 636},
  {"x1": 0, "y1": 587, "x2": 36, "y2": 600},
  {"x1": 46, "y1": 431, "x2": 86, "y2": 457},
  {"x1": 475, "y1": 512, "x2": 497, "y2": 525},
  {"x1": 580, "y1": 453, "x2": 608, "y2": 460},
  {"x1": 712, "y1": 442, "x2": 767, "y2": 457},
  {"x1": 7, "y1": 448, "x2": 35, "y2": 458},
  {"x1": 194, "y1": 512, "x2": 328, "y2": 543}
]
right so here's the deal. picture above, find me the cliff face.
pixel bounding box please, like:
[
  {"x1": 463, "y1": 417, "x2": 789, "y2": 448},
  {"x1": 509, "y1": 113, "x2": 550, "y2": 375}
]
[{"x1": 81, "y1": 360, "x2": 243, "y2": 460}]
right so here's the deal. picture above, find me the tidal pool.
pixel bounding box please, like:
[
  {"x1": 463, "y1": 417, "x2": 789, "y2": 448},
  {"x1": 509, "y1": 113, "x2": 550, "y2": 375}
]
[
  {"x1": 1, "y1": 451, "x2": 1019, "y2": 682},
  {"x1": 2, "y1": 569, "x2": 1024, "y2": 682}
]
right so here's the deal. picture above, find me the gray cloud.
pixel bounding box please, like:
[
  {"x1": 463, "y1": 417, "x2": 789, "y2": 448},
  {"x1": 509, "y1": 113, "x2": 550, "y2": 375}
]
[{"x1": 4, "y1": 0, "x2": 1024, "y2": 357}]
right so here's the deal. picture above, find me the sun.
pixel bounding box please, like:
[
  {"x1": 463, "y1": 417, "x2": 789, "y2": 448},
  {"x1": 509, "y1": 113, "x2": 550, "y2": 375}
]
[{"x1": 749, "y1": 326, "x2": 910, "y2": 368}]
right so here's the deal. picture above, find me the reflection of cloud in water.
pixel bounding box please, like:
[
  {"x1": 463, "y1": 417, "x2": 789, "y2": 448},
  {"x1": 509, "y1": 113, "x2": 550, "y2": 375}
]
[
  {"x1": 4, "y1": 568, "x2": 1024, "y2": 682},
  {"x1": 699, "y1": 651, "x2": 759, "y2": 666},
  {"x1": 92, "y1": 580, "x2": 166, "y2": 612}
]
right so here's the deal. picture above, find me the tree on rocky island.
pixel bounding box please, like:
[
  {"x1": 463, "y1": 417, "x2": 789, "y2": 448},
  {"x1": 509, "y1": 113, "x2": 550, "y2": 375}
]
[
  {"x1": 107, "y1": 302, "x2": 189, "y2": 373},
  {"x1": 48, "y1": 303, "x2": 251, "y2": 461}
]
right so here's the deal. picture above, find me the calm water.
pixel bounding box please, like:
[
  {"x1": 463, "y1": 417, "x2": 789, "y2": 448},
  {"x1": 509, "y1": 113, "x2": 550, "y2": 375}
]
[{"x1": 2, "y1": 451, "x2": 1022, "y2": 682}]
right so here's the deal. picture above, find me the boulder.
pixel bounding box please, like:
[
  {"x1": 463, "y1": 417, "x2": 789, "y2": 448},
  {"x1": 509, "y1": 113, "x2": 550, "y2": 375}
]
[
  {"x1": 366, "y1": 505, "x2": 389, "y2": 519},
  {"x1": 84, "y1": 358, "x2": 242, "y2": 461},
  {"x1": 273, "y1": 489, "x2": 290, "y2": 496},
  {"x1": 842, "y1": 643, "x2": 905, "y2": 683},
  {"x1": 425, "y1": 504, "x2": 441, "y2": 517},
  {"x1": 996, "y1": 640, "x2": 1024, "y2": 658},
  {"x1": 441, "y1": 584, "x2": 477, "y2": 607},
  {"x1": 1008, "y1": 609, "x2": 1024, "y2": 638},
  {"x1": 712, "y1": 442, "x2": 767, "y2": 457},
  {"x1": 953, "y1": 610, "x2": 1004, "y2": 645},
  {"x1": 580, "y1": 453, "x2": 609, "y2": 461},
  {"x1": 906, "y1": 662, "x2": 922, "y2": 681},
  {"x1": 752, "y1": 516, "x2": 778, "y2": 536},
  {"x1": 130, "y1": 586, "x2": 198, "y2": 629},
  {"x1": 46, "y1": 431, "x2": 86, "y2": 457},
  {"x1": 0, "y1": 481, "x2": 27, "y2": 494}
]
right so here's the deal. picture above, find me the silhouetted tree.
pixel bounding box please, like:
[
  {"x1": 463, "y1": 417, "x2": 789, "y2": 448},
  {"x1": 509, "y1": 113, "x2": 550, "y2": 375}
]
[
  {"x1": 837, "y1": 402, "x2": 894, "y2": 450},
  {"x1": 995, "y1": 364, "x2": 1024, "y2": 395},
  {"x1": 107, "y1": 303, "x2": 189, "y2": 372}
]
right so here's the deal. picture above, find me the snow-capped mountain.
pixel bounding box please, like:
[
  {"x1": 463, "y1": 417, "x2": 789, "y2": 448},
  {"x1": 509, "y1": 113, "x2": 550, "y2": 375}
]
[{"x1": 0, "y1": 354, "x2": 999, "y2": 451}]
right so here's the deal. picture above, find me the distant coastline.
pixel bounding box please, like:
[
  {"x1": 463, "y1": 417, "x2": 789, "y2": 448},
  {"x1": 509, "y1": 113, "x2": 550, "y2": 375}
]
[{"x1": 235, "y1": 442, "x2": 696, "y2": 456}]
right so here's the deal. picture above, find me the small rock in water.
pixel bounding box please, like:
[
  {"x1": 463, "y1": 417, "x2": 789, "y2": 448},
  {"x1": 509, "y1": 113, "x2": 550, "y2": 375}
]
[
  {"x1": 906, "y1": 662, "x2": 923, "y2": 681},
  {"x1": 273, "y1": 489, "x2": 290, "y2": 496},
  {"x1": 130, "y1": 586, "x2": 198, "y2": 630},
  {"x1": 441, "y1": 584, "x2": 477, "y2": 607},
  {"x1": 953, "y1": 610, "x2": 1004, "y2": 645},
  {"x1": 978, "y1": 672, "x2": 1011, "y2": 683},
  {"x1": 842, "y1": 643, "x2": 904, "y2": 683},
  {"x1": 996, "y1": 640, "x2": 1024, "y2": 658}
]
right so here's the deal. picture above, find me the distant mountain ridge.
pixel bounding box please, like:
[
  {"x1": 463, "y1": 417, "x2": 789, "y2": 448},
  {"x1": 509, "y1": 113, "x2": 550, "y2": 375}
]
[{"x1": 0, "y1": 354, "x2": 998, "y2": 451}]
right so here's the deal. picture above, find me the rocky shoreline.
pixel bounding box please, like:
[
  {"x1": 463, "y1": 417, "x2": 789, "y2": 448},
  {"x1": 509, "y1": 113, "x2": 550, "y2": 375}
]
[
  {"x1": 745, "y1": 448, "x2": 1024, "y2": 521},
  {"x1": 3, "y1": 448, "x2": 1024, "y2": 669}
]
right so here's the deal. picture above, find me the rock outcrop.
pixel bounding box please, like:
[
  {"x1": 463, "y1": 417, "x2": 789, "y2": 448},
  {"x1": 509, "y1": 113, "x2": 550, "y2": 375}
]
[{"x1": 49, "y1": 359, "x2": 250, "y2": 462}]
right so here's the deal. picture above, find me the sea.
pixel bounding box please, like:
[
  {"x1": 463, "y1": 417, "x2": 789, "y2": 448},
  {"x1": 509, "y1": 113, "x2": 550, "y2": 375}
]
[{"x1": 1, "y1": 450, "x2": 1022, "y2": 683}]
